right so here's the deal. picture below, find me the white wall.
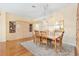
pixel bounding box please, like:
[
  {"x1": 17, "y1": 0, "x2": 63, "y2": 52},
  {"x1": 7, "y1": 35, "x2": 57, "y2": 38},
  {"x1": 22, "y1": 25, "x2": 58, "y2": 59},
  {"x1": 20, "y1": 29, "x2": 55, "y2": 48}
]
[
  {"x1": 6, "y1": 13, "x2": 32, "y2": 40},
  {"x1": 34, "y1": 4, "x2": 77, "y2": 46},
  {"x1": 51, "y1": 4, "x2": 77, "y2": 46},
  {"x1": 0, "y1": 11, "x2": 32, "y2": 42},
  {"x1": 0, "y1": 16, "x2": 2, "y2": 41},
  {"x1": 0, "y1": 12, "x2": 6, "y2": 42}
]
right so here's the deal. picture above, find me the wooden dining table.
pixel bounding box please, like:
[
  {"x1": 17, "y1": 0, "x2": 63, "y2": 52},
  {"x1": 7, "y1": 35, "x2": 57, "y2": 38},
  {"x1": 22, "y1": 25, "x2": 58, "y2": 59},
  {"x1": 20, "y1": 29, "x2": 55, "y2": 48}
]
[
  {"x1": 33, "y1": 29, "x2": 64, "y2": 51},
  {"x1": 47, "y1": 30, "x2": 63, "y2": 50}
]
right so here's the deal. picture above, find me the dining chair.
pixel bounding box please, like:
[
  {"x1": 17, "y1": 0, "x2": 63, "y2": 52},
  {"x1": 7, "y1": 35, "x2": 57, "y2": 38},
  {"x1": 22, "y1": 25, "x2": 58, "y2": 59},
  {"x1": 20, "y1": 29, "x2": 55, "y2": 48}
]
[
  {"x1": 56, "y1": 31, "x2": 64, "y2": 51},
  {"x1": 32, "y1": 30, "x2": 36, "y2": 43},
  {"x1": 40, "y1": 31, "x2": 48, "y2": 47},
  {"x1": 48, "y1": 30, "x2": 57, "y2": 51},
  {"x1": 52, "y1": 31, "x2": 64, "y2": 52},
  {"x1": 34, "y1": 30, "x2": 41, "y2": 45}
]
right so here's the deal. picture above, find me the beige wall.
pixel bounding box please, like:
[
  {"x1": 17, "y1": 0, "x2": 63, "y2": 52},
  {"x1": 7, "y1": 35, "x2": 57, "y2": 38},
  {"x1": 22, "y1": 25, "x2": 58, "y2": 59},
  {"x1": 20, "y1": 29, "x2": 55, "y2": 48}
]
[
  {"x1": 49, "y1": 4, "x2": 77, "y2": 46},
  {"x1": 0, "y1": 11, "x2": 32, "y2": 42},
  {"x1": 6, "y1": 13, "x2": 32, "y2": 40},
  {"x1": 33, "y1": 4, "x2": 77, "y2": 46},
  {"x1": 0, "y1": 11, "x2": 6, "y2": 42},
  {"x1": 0, "y1": 4, "x2": 77, "y2": 43}
]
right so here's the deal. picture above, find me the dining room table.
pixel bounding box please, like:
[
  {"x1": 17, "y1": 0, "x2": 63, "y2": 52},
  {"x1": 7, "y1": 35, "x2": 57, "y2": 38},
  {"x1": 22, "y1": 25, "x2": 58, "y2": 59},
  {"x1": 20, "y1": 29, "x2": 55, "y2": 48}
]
[
  {"x1": 33, "y1": 29, "x2": 64, "y2": 51},
  {"x1": 47, "y1": 30, "x2": 63, "y2": 50}
]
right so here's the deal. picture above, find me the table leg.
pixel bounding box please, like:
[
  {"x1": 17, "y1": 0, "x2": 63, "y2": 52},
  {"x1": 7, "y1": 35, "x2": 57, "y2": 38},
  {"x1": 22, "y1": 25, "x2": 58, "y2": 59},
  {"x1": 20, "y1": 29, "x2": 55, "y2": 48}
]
[
  {"x1": 55, "y1": 39, "x2": 57, "y2": 51},
  {"x1": 60, "y1": 39, "x2": 62, "y2": 52}
]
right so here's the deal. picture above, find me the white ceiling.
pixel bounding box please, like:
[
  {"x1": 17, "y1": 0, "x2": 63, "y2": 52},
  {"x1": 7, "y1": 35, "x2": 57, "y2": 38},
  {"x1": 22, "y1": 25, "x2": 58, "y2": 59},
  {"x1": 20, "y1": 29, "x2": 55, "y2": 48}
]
[{"x1": 0, "y1": 3, "x2": 69, "y2": 19}]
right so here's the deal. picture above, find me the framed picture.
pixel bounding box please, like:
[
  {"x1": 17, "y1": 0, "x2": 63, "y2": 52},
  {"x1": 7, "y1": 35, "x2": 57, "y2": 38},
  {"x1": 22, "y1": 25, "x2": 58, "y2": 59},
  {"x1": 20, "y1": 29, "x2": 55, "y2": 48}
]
[
  {"x1": 9, "y1": 21, "x2": 16, "y2": 33},
  {"x1": 29, "y1": 24, "x2": 32, "y2": 32}
]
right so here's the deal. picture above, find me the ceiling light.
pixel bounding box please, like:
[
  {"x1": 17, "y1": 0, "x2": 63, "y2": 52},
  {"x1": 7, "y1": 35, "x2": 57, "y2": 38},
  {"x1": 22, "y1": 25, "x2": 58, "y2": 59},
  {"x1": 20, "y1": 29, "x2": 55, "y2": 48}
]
[{"x1": 32, "y1": 5, "x2": 36, "y2": 8}]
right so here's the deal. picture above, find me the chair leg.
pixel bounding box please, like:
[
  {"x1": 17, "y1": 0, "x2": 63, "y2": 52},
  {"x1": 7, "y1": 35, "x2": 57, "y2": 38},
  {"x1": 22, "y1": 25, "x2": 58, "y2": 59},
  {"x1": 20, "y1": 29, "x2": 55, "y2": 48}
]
[
  {"x1": 54, "y1": 40, "x2": 57, "y2": 52},
  {"x1": 36, "y1": 38, "x2": 38, "y2": 45},
  {"x1": 33, "y1": 38, "x2": 36, "y2": 44},
  {"x1": 36, "y1": 38, "x2": 40, "y2": 45},
  {"x1": 38, "y1": 38, "x2": 40, "y2": 45},
  {"x1": 40, "y1": 37, "x2": 41, "y2": 43},
  {"x1": 44, "y1": 39, "x2": 48, "y2": 48},
  {"x1": 60, "y1": 40, "x2": 62, "y2": 52},
  {"x1": 33, "y1": 36, "x2": 35, "y2": 43},
  {"x1": 40, "y1": 38, "x2": 42, "y2": 46},
  {"x1": 35, "y1": 39, "x2": 37, "y2": 45}
]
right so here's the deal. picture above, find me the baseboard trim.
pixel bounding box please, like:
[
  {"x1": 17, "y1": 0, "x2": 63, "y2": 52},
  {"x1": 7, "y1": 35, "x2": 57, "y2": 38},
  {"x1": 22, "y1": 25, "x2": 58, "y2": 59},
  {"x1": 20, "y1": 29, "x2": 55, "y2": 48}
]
[
  {"x1": 6, "y1": 37, "x2": 32, "y2": 42},
  {"x1": 63, "y1": 41, "x2": 76, "y2": 47},
  {"x1": 0, "y1": 40, "x2": 6, "y2": 42}
]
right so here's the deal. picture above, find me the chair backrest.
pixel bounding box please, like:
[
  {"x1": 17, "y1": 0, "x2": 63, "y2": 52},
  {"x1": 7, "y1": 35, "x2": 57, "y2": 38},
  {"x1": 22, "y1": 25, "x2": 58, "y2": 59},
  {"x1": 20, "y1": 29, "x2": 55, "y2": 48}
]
[
  {"x1": 40, "y1": 31, "x2": 48, "y2": 38},
  {"x1": 55, "y1": 30, "x2": 64, "y2": 40},
  {"x1": 34, "y1": 30, "x2": 40, "y2": 37},
  {"x1": 60, "y1": 31, "x2": 64, "y2": 39},
  {"x1": 58, "y1": 31, "x2": 64, "y2": 40}
]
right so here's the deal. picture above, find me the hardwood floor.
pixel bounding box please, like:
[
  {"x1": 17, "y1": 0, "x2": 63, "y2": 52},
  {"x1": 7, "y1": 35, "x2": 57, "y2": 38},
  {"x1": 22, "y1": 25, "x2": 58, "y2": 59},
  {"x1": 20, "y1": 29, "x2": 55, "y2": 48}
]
[
  {"x1": 0, "y1": 37, "x2": 33, "y2": 56},
  {"x1": 0, "y1": 37, "x2": 77, "y2": 56}
]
